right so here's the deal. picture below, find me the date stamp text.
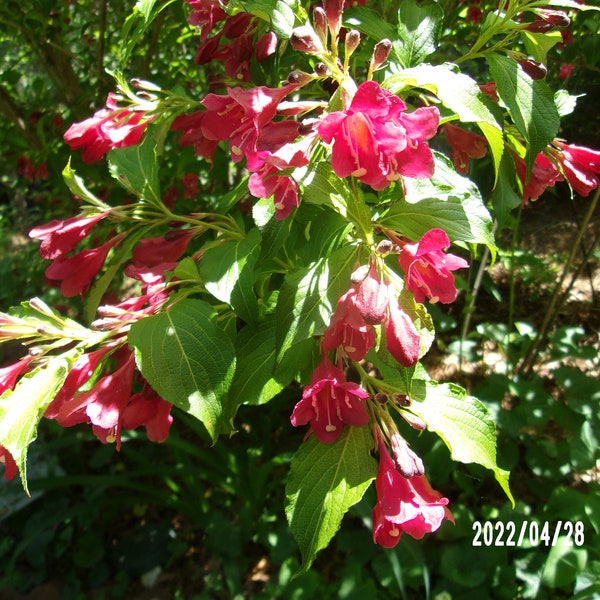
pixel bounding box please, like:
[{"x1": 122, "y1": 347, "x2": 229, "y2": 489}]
[{"x1": 472, "y1": 520, "x2": 585, "y2": 547}]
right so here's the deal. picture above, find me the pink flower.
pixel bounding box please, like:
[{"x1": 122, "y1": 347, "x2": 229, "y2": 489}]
[
  {"x1": 323, "y1": 288, "x2": 377, "y2": 361},
  {"x1": 131, "y1": 231, "x2": 193, "y2": 268},
  {"x1": 553, "y1": 141, "x2": 600, "y2": 197},
  {"x1": 185, "y1": 0, "x2": 226, "y2": 38},
  {"x1": 559, "y1": 63, "x2": 574, "y2": 80},
  {"x1": 29, "y1": 212, "x2": 109, "y2": 260},
  {"x1": 372, "y1": 444, "x2": 453, "y2": 547},
  {"x1": 398, "y1": 229, "x2": 469, "y2": 304},
  {"x1": 200, "y1": 84, "x2": 299, "y2": 169},
  {"x1": 0, "y1": 357, "x2": 33, "y2": 395},
  {"x1": 64, "y1": 94, "x2": 153, "y2": 163},
  {"x1": 317, "y1": 81, "x2": 440, "y2": 190},
  {"x1": 171, "y1": 111, "x2": 219, "y2": 162},
  {"x1": 0, "y1": 445, "x2": 18, "y2": 481},
  {"x1": 513, "y1": 151, "x2": 563, "y2": 203},
  {"x1": 122, "y1": 385, "x2": 173, "y2": 443},
  {"x1": 385, "y1": 301, "x2": 421, "y2": 367},
  {"x1": 45, "y1": 238, "x2": 118, "y2": 297},
  {"x1": 255, "y1": 31, "x2": 278, "y2": 62},
  {"x1": 323, "y1": 264, "x2": 421, "y2": 367},
  {"x1": 248, "y1": 133, "x2": 315, "y2": 219},
  {"x1": 444, "y1": 123, "x2": 487, "y2": 175},
  {"x1": 290, "y1": 356, "x2": 370, "y2": 443}
]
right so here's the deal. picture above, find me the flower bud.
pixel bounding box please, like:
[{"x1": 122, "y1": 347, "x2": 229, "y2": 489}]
[
  {"x1": 400, "y1": 410, "x2": 427, "y2": 430},
  {"x1": 391, "y1": 433, "x2": 424, "y2": 478},
  {"x1": 524, "y1": 18, "x2": 556, "y2": 33},
  {"x1": 534, "y1": 8, "x2": 570, "y2": 28},
  {"x1": 519, "y1": 58, "x2": 547, "y2": 80},
  {"x1": 344, "y1": 29, "x2": 361, "y2": 58},
  {"x1": 394, "y1": 394, "x2": 412, "y2": 407},
  {"x1": 288, "y1": 70, "x2": 314, "y2": 86},
  {"x1": 323, "y1": 0, "x2": 344, "y2": 36},
  {"x1": 313, "y1": 6, "x2": 328, "y2": 44},
  {"x1": 374, "y1": 392, "x2": 389, "y2": 404},
  {"x1": 376, "y1": 239, "x2": 394, "y2": 255},
  {"x1": 290, "y1": 25, "x2": 325, "y2": 55},
  {"x1": 371, "y1": 39, "x2": 392, "y2": 70},
  {"x1": 314, "y1": 62, "x2": 330, "y2": 77}
]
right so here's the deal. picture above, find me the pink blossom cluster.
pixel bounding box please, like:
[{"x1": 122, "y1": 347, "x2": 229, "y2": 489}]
[
  {"x1": 64, "y1": 93, "x2": 154, "y2": 163},
  {"x1": 373, "y1": 442, "x2": 453, "y2": 546}
]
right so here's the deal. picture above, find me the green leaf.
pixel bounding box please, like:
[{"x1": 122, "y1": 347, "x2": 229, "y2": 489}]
[
  {"x1": 285, "y1": 426, "x2": 377, "y2": 573},
  {"x1": 491, "y1": 151, "x2": 522, "y2": 230},
  {"x1": 128, "y1": 299, "x2": 236, "y2": 441},
  {"x1": 62, "y1": 160, "x2": 109, "y2": 210},
  {"x1": 275, "y1": 245, "x2": 356, "y2": 367},
  {"x1": 228, "y1": 317, "x2": 283, "y2": 409},
  {"x1": 487, "y1": 54, "x2": 559, "y2": 175},
  {"x1": 0, "y1": 352, "x2": 78, "y2": 493},
  {"x1": 343, "y1": 6, "x2": 397, "y2": 45},
  {"x1": 396, "y1": 0, "x2": 443, "y2": 68},
  {"x1": 409, "y1": 381, "x2": 514, "y2": 505},
  {"x1": 199, "y1": 229, "x2": 261, "y2": 325},
  {"x1": 384, "y1": 64, "x2": 504, "y2": 176},
  {"x1": 379, "y1": 152, "x2": 495, "y2": 248},
  {"x1": 522, "y1": 30, "x2": 562, "y2": 65},
  {"x1": 108, "y1": 128, "x2": 161, "y2": 203},
  {"x1": 542, "y1": 537, "x2": 588, "y2": 588},
  {"x1": 173, "y1": 256, "x2": 200, "y2": 281},
  {"x1": 229, "y1": 0, "x2": 305, "y2": 38}
]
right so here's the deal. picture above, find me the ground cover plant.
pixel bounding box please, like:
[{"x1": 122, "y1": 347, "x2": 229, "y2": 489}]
[{"x1": 0, "y1": 0, "x2": 599, "y2": 598}]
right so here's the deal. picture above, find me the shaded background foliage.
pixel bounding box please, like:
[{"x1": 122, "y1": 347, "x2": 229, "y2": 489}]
[{"x1": 0, "y1": 1, "x2": 599, "y2": 598}]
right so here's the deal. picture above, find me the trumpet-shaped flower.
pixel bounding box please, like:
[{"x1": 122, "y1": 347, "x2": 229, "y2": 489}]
[
  {"x1": 290, "y1": 356, "x2": 369, "y2": 443},
  {"x1": 317, "y1": 81, "x2": 439, "y2": 190},
  {"x1": 373, "y1": 444, "x2": 453, "y2": 547},
  {"x1": 398, "y1": 229, "x2": 469, "y2": 304}
]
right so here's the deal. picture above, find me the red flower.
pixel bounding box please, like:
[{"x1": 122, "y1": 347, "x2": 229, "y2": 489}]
[
  {"x1": 559, "y1": 63, "x2": 574, "y2": 80},
  {"x1": 29, "y1": 212, "x2": 109, "y2": 260},
  {"x1": 122, "y1": 384, "x2": 173, "y2": 443},
  {"x1": 131, "y1": 230, "x2": 193, "y2": 268},
  {"x1": 372, "y1": 444, "x2": 453, "y2": 547},
  {"x1": 255, "y1": 31, "x2": 278, "y2": 62},
  {"x1": 318, "y1": 81, "x2": 440, "y2": 190},
  {"x1": 200, "y1": 84, "x2": 299, "y2": 169},
  {"x1": 324, "y1": 264, "x2": 421, "y2": 367},
  {"x1": 513, "y1": 151, "x2": 563, "y2": 203},
  {"x1": 553, "y1": 141, "x2": 600, "y2": 197},
  {"x1": 385, "y1": 301, "x2": 420, "y2": 367},
  {"x1": 45, "y1": 239, "x2": 117, "y2": 297},
  {"x1": 0, "y1": 445, "x2": 18, "y2": 481},
  {"x1": 64, "y1": 94, "x2": 153, "y2": 163},
  {"x1": 0, "y1": 357, "x2": 33, "y2": 395},
  {"x1": 466, "y1": 6, "x2": 483, "y2": 23},
  {"x1": 171, "y1": 111, "x2": 219, "y2": 162},
  {"x1": 322, "y1": 287, "x2": 377, "y2": 361},
  {"x1": 444, "y1": 123, "x2": 487, "y2": 175},
  {"x1": 398, "y1": 228, "x2": 469, "y2": 304},
  {"x1": 290, "y1": 356, "x2": 370, "y2": 443}
]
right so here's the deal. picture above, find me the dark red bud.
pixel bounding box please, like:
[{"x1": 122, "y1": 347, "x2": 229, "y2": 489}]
[
  {"x1": 290, "y1": 26, "x2": 324, "y2": 55},
  {"x1": 288, "y1": 70, "x2": 313, "y2": 86},
  {"x1": 372, "y1": 39, "x2": 392, "y2": 69},
  {"x1": 524, "y1": 18, "x2": 556, "y2": 33},
  {"x1": 519, "y1": 58, "x2": 547, "y2": 80}
]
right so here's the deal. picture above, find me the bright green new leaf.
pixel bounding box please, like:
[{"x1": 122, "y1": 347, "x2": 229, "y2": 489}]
[
  {"x1": 487, "y1": 54, "x2": 559, "y2": 176},
  {"x1": 285, "y1": 426, "x2": 377, "y2": 573},
  {"x1": 396, "y1": 0, "x2": 443, "y2": 68},
  {"x1": 379, "y1": 152, "x2": 495, "y2": 249},
  {"x1": 275, "y1": 245, "x2": 356, "y2": 368},
  {"x1": 0, "y1": 352, "x2": 78, "y2": 493},
  {"x1": 62, "y1": 160, "x2": 110, "y2": 210},
  {"x1": 108, "y1": 128, "x2": 161, "y2": 203},
  {"x1": 522, "y1": 30, "x2": 562, "y2": 65},
  {"x1": 128, "y1": 299, "x2": 236, "y2": 441},
  {"x1": 199, "y1": 229, "x2": 261, "y2": 325},
  {"x1": 229, "y1": 317, "x2": 283, "y2": 409},
  {"x1": 409, "y1": 380, "x2": 514, "y2": 505}
]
